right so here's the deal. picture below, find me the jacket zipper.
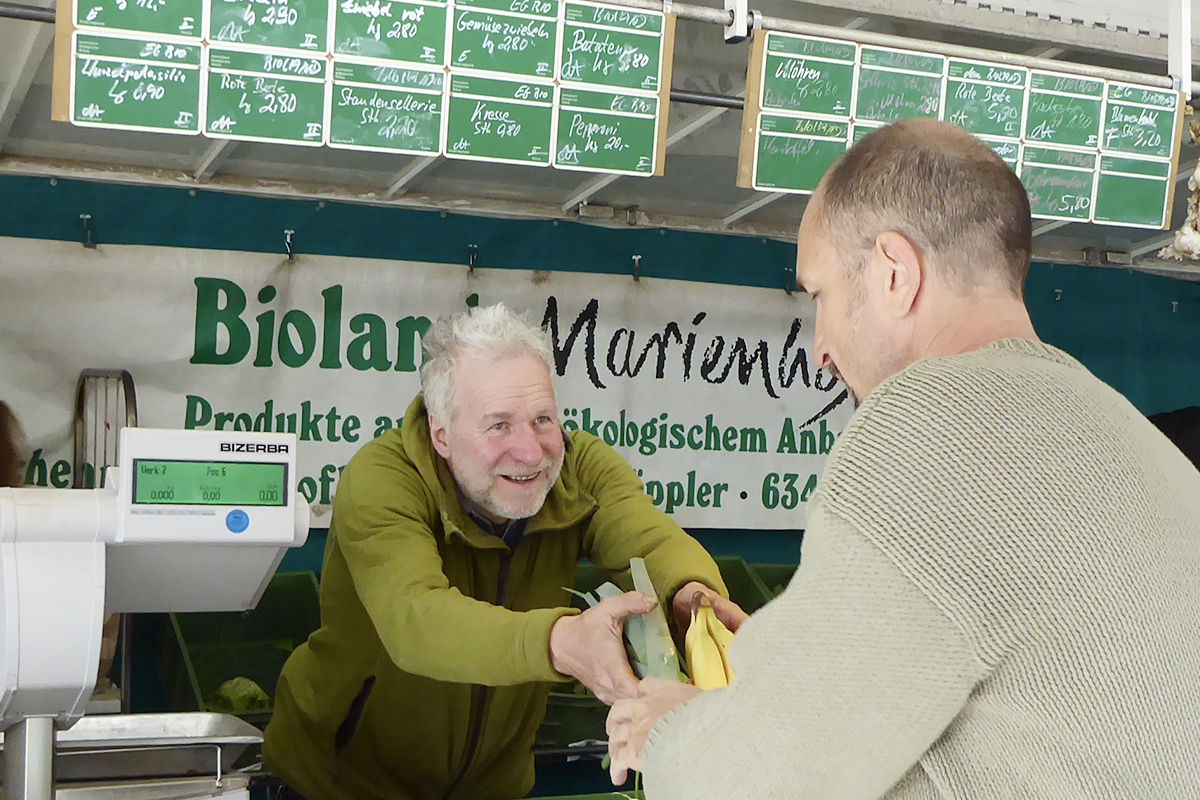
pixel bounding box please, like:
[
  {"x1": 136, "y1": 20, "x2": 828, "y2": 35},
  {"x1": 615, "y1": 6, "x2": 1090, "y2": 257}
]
[{"x1": 440, "y1": 550, "x2": 513, "y2": 800}]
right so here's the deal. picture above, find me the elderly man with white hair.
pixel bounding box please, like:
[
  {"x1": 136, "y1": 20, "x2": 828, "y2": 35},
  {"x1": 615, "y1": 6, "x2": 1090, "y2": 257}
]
[{"x1": 264, "y1": 302, "x2": 743, "y2": 800}]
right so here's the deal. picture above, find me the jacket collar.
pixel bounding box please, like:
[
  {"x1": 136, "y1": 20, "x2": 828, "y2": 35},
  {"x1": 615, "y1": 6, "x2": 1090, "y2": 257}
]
[{"x1": 400, "y1": 394, "x2": 597, "y2": 548}]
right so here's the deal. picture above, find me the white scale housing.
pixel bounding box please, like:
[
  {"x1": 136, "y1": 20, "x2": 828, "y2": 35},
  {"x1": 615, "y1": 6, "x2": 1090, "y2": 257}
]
[{"x1": 0, "y1": 427, "x2": 309, "y2": 795}]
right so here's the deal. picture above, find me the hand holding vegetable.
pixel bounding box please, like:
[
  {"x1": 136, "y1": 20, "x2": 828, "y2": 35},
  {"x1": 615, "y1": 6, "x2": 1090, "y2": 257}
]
[{"x1": 549, "y1": 591, "x2": 658, "y2": 704}]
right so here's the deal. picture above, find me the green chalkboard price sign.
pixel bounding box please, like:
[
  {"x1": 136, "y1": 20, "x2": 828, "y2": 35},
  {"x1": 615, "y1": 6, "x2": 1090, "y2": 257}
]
[
  {"x1": 850, "y1": 121, "x2": 882, "y2": 144},
  {"x1": 71, "y1": 33, "x2": 202, "y2": 133},
  {"x1": 1024, "y1": 71, "x2": 1103, "y2": 149},
  {"x1": 559, "y1": 1, "x2": 664, "y2": 92},
  {"x1": 752, "y1": 113, "x2": 848, "y2": 192},
  {"x1": 854, "y1": 46, "x2": 944, "y2": 124},
  {"x1": 759, "y1": 32, "x2": 855, "y2": 118},
  {"x1": 449, "y1": 0, "x2": 559, "y2": 78},
  {"x1": 74, "y1": 0, "x2": 202, "y2": 37},
  {"x1": 980, "y1": 136, "x2": 1020, "y2": 168},
  {"x1": 328, "y1": 61, "x2": 442, "y2": 152},
  {"x1": 1093, "y1": 155, "x2": 1172, "y2": 228},
  {"x1": 205, "y1": 48, "x2": 327, "y2": 143},
  {"x1": 332, "y1": 0, "x2": 447, "y2": 64},
  {"x1": 207, "y1": 0, "x2": 328, "y2": 53},
  {"x1": 554, "y1": 88, "x2": 657, "y2": 173},
  {"x1": 736, "y1": 25, "x2": 1181, "y2": 227},
  {"x1": 1102, "y1": 82, "x2": 1179, "y2": 159},
  {"x1": 445, "y1": 74, "x2": 553, "y2": 164},
  {"x1": 943, "y1": 59, "x2": 1026, "y2": 138},
  {"x1": 1020, "y1": 145, "x2": 1097, "y2": 221}
]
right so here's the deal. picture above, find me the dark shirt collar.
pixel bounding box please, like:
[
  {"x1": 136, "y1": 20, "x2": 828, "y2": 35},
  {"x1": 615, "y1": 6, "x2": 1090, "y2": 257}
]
[{"x1": 455, "y1": 485, "x2": 528, "y2": 551}]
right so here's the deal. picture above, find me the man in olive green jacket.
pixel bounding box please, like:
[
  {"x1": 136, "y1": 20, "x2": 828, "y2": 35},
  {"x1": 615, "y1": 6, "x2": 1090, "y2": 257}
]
[{"x1": 264, "y1": 303, "x2": 738, "y2": 800}]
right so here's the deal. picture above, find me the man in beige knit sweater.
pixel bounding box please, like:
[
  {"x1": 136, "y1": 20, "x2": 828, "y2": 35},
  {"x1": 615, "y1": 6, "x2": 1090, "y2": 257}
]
[{"x1": 606, "y1": 118, "x2": 1200, "y2": 798}]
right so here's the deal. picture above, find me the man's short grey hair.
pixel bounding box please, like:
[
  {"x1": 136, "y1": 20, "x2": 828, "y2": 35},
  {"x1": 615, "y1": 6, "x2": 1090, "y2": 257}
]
[{"x1": 420, "y1": 303, "x2": 557, "y2": 426}]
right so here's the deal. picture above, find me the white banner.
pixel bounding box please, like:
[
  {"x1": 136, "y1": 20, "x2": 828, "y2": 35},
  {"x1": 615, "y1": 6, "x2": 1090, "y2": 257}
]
[{"x1": 0, "y1": 236, "x2": 851, "y2": 529}]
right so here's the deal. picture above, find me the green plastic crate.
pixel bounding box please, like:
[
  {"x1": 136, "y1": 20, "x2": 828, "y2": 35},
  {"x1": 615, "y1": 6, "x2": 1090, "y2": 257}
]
[
  {"x1": 160, "y1": 571, "x2": 321, "y2": 726},
  {"x1": 538, "y1": 690, "x2": 610, "y2": 750},
  {"x1": 572, "y1": 557, "x2": 774, "y2": 613},
  {"x1": 749, "y1": 563, "x2": 798, "y2": 600},
  {"x1": 534, "y1": 793, "x2": 643, "y2": 800},
  {"x1": 713, "y1": 556, "x2": 773, "y2": 614}
]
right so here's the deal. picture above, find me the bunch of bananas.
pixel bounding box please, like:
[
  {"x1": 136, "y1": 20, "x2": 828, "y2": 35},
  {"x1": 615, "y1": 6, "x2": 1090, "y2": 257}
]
[{"x1": 684, "y1": 592, "x2": 735, "y2": 690}]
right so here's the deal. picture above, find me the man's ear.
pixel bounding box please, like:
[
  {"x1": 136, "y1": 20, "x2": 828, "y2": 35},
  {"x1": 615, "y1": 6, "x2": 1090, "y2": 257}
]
[
  {"x1": 872, "y1": 230, "x2": 924, "y2": 317},
  {"x1": 429, "y1": 414, "x2": 452, "y2": 461}
]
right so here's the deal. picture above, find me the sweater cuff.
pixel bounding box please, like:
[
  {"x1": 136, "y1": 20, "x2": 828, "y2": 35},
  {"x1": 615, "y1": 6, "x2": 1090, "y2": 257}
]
[
  {"x1": 522, "y1": 606, "x2": 581, "y2": 682},
  {"x1": 642, "y1": 699, "x2": 690, "y2": 772}
]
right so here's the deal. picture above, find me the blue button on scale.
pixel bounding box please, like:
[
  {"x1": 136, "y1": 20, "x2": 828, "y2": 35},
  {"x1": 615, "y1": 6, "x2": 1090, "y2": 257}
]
[{"x1": 225, "y1": 509, "x2": 249, "y2": 533}]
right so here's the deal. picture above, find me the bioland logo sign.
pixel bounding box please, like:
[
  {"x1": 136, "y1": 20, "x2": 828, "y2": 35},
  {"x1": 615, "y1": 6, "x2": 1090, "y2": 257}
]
[{"x1": 2, "y1": 237, "x2": 851, "y2": 528}]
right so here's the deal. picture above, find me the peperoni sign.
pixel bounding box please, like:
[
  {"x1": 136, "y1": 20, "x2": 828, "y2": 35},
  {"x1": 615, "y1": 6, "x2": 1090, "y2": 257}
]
[{"x1": 1, "y1": 237, "x2": 852, "y2": 529}]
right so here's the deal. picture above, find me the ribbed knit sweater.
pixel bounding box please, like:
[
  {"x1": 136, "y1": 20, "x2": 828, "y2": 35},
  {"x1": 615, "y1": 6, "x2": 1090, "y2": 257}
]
[{"x1": 643, "y1": 339, "x2": 1200, "y2": 799}]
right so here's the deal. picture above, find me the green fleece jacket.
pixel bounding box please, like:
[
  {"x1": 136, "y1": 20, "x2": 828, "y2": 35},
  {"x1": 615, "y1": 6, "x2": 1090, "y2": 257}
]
[{"x1": 263, "y1": 394, "x2": 726, "y2": 800}]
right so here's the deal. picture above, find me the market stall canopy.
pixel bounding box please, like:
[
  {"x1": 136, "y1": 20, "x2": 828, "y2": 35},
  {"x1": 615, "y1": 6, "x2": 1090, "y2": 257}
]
[{"x1": 0, "y1": 0, "x2": 1198, "y2": 281}]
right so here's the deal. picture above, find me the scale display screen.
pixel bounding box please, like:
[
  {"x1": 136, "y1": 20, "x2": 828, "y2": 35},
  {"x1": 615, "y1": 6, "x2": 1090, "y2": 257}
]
[{"x1": 132, "y1": 460, "x2": 288, "y2": 507}]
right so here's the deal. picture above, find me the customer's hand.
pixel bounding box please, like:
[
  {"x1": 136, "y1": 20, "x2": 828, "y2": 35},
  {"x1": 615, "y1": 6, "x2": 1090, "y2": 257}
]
[{"x1": 607, "y1": 677, "x2": 703, "y2": 785}]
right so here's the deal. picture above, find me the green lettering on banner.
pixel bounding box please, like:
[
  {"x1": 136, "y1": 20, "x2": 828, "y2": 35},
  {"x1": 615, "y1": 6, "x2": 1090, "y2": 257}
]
[
  {"x1": 254, "y1": 285, "x2": 277, "y2": 367},
  {"x1": 394, "y1": 316, "x2": 433, "y2": 371},
  {"x1": 348, "y1": 313, "x2": 392, "y2": 370},
  {"x1": 776, "y1": 417, "x2": 796, "y2": 453},
  {"x1": 278, "y1": 309, "x2": 317, "y2": 367},
  {"x1": 192, "y1": 277, "x2": 249, "y2": 365},
  {"x1": 320, "y1": 285, "x2": 344, "y2": 368}
]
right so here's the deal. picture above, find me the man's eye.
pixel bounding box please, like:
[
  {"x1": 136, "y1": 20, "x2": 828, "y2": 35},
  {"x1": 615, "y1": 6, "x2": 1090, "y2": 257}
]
[
  {"x1": 490, "y1": 422, "x2": 507, "y2": 432},
  {"x1": 534, "y1": 416, "x2": 552, "y2": 425}
]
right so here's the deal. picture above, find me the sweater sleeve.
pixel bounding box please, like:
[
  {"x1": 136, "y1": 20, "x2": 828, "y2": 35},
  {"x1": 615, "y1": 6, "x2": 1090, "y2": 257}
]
[
  {"x1": 333, "y1": 441, "x2": 572, "y2": 686},
  {"x1": 641, "y1": 502, "x2": 986, "y2": 800},
  {"x1": 570, "y1": 432, "x2": 727, "y2": 603}
]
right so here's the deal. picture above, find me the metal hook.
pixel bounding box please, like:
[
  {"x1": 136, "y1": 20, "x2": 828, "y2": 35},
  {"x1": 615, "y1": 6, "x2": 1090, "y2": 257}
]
[
  {"x1": 80, "y1": 214, "x2": 96, "y2": 250},
  {"x1": 632, "y1": 255, "x2": 642, "y2": 282},
  {"x1": 468, "y1": 244, "x2": 478, "y2": 274},
  {"x1": 1054, "y1": 289, "x2": 1063, "y2": 302},
  {"x1": 284, "y1": 230, "x2": 295, "y2": 261},
  {"x1": 783, "y1": 264, "x2": 794, "y2": 296},
  {"x1": 1172, "y1": 301, "x2": 1179, "y2": 313}
]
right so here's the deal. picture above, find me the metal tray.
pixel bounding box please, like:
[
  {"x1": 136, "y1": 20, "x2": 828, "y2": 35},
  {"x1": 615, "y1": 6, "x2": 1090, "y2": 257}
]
[{"x1": 0, "y1": 713, "x2": 262, "y2": 782}]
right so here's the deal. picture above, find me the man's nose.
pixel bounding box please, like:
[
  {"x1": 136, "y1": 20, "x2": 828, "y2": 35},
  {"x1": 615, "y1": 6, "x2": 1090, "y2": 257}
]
[
  {"x1": 812, "y1": 329, "x2": 832, "y2": 371},
  {"x1": 509, "y1": 425, "x2": 544, "y2": 464}
]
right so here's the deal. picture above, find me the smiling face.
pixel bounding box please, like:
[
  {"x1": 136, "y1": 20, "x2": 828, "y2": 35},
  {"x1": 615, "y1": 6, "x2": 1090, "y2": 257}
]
[{"x1": 429, "y1": 352, "x2": 565, "y2": 523}]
